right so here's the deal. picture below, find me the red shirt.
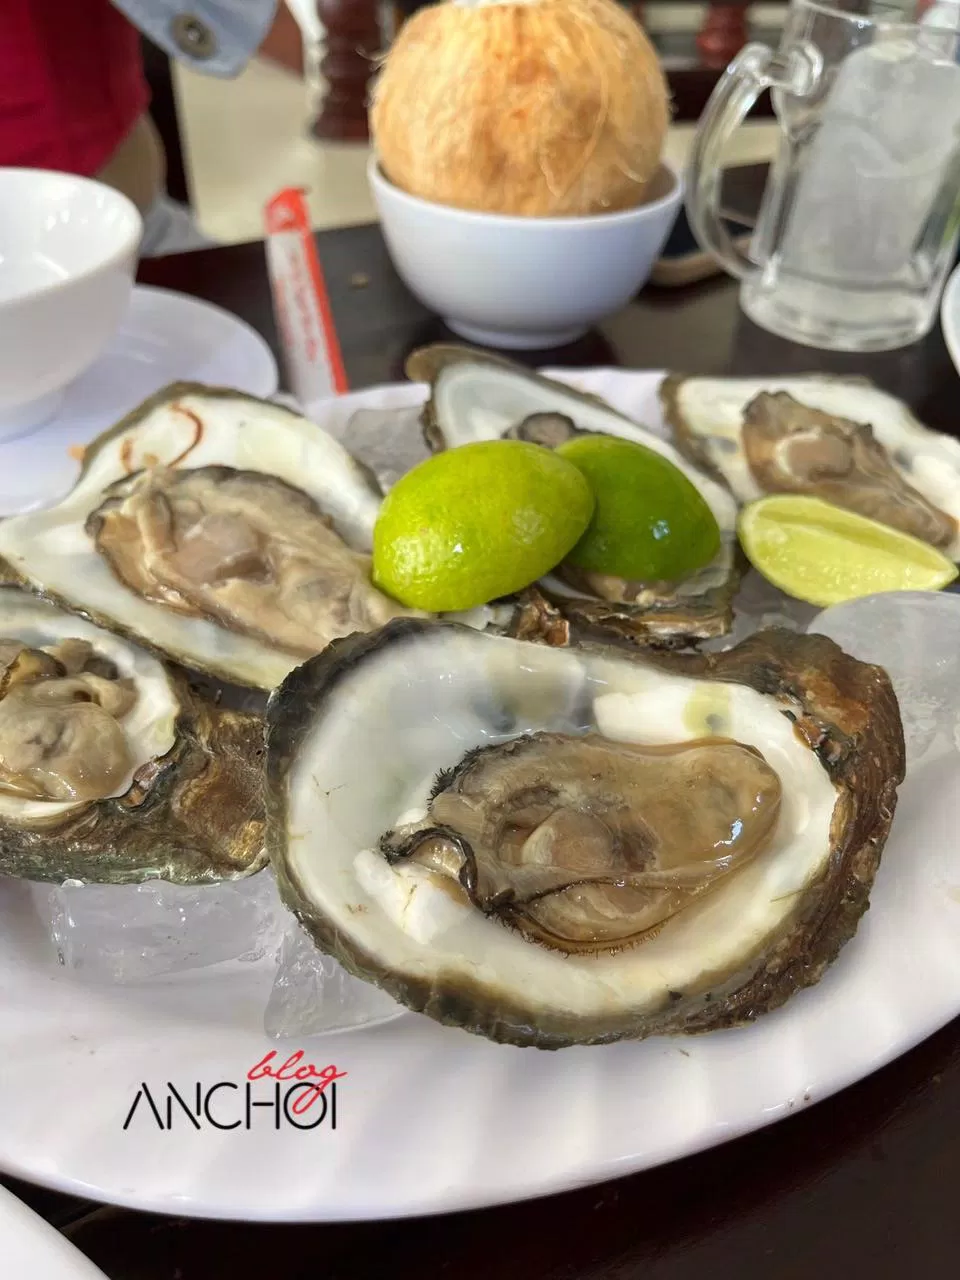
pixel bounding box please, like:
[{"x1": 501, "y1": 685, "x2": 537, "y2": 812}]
[{"x1": 0, "y1": 0, "x2": 149, "y2": 176}]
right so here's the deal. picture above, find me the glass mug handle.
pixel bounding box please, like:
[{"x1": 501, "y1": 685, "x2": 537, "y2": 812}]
[{"x1": 686, "y1": 43, "x2": 822, "y2": 280}]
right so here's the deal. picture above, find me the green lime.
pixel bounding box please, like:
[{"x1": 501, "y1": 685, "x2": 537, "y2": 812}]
[
  {"x1": 372, "y1": 440, "x2": 594, "y2": 611},
  {"x1": 739, "y1": 494, "x2": 959, "y2": 607},
  {"x1": 555, "y1": 435, "x2": 721, "y2": 581}
]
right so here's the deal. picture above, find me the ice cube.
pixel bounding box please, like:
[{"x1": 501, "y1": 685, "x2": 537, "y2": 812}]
[
  {"x1": 264, "y1": 918, "x2": 405, "y2": 1039},
  {"x1": 778, "y1": 37, "x2": 960, "y2": 282},
  {"x1": 272, "y1": 392, "x2": 431, "y2": 492},
  {"x1": 29, "y1": 868, "x2": 286, "y2": 982},
  {"x1": 807, "y1": 590, "x2": 960, "y2": 770},
  {"x1": 704, "y1": 570, "x2": 818, "y2": 652},
  {"x1": 340, "y1": 406, "x2": 431, "y2": 492}
]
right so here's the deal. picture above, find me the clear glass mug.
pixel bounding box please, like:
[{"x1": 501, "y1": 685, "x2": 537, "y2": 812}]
[{"x1": 687, "y1": 0, "x2": 960, "y2": 352}]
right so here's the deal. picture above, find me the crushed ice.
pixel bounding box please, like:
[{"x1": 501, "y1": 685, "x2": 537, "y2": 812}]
[
  {"x1": 28, "y1": 870, "x2": 286, "y2": 983},
  {"x1": 704, "y1": 569, "x2": 819, "y2": 652},
  {"x1": 339, "y1": 405, "x2": 431, "y2": 493},
  {"x1": 26, "y1": 869, "x2": 406, "y2": 1037},
  {"x1": 264, "y1": 918, "x2": 405, "y2": 1039},
  {"x1": 808, "y1": 589, "x2": 960, "y2": 773}
]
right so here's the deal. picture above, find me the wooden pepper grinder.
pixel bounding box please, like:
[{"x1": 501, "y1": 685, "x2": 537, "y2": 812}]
[
  {"x1": 312, "y1": 0, "x2": 383, "y2": 142},
  {"x1": 696, "y1": 2, "x2": 750, "y2": 70}
]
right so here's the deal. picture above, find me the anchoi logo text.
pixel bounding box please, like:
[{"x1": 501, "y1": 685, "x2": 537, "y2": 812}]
[{"x1": 122, "y1": 1051, "x2": 347, "y2": 1132}]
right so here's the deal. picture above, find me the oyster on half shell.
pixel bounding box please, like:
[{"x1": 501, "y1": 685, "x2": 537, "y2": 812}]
[
  {"x1": 0, "y1": 383, "x2": 421, "y2": 691},
  {"x1": 0, "y1": 588, "x2": 264, "y2": 884},
  {"x1": 661, "y1": 374, "x2": 960, "y2": 557},
  {"x1": 406, "y1": 344, "x2": 743, "y2": 646},
  {"x1": 267, "y1": 619, "x2": 904, "y2": 1049}
]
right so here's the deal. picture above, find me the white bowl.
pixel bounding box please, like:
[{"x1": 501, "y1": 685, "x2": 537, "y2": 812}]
[
  {"x1": 0, "y1": 169, "x2": 142, "y2": 440},
  {"x1": 369, "y1": 158, "x2": 683, "y2": 350}
]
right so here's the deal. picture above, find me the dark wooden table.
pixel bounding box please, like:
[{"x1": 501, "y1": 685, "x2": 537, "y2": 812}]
[{"x1": 4, "y1": 206, "x2": 960, "y2": 1278}]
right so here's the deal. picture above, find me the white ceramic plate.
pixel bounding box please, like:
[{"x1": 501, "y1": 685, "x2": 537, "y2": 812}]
[
  {"x1": 0, "y1": 1185, "x2": 107, "y2": 1279},
  {"x1": 1, "y1": 369, "x2": 958, "y2": 1223},
  {"x1": 939, "y1": 262, "x2": 960, "y2": 379},
  {"x1": 0, "y1": 284, "x2": 278, "y2": 516}
]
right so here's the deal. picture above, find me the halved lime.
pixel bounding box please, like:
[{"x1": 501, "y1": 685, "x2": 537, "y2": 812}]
[
  {"x1": 372, "y1": 440, "x2": 594, "y2": 611},
  {"x1": 555, "y1": 434, "x2": 721, "y2": 581},
  {"x1": 738, "y1": 494, "x2": 958, "y2": 607}
]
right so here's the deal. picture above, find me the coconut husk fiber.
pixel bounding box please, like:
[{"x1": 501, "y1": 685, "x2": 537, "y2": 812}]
[{"x1": 370, "y1": 0, "x2": 671, "y2": 218}]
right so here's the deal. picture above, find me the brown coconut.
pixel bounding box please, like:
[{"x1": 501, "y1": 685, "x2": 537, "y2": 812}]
[{"x1": 370, "y1": 0, "x2": 671, "y2": 218}]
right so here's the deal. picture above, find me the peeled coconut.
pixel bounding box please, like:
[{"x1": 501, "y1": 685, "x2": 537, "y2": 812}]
[{"x1": 370, "y1": 0, "x2": 671, "y2": 218}]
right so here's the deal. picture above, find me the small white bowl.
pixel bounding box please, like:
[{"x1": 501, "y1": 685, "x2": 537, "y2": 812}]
[
  {"x1": 0, "y1": 169, "x2": 142, "y2": 440},
  {"x1": 369, "y1": 158, "x2": 682, "y2": 350}
]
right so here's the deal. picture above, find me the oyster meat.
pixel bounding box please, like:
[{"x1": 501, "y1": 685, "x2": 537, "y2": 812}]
[
  {"x1": 0, "y1": 587, "x2": 265, "y2": 884},
  {"x1": 0, "y1": 384, "x2": 419, "y2": 690},
  {"x1": 661, "y1": 374, "x2": 960, "y2": 556},
  {"x1": 267, "y1": 618, "x2": 904, "y2": 1049},
  {"x1": 407, "y1": 344, "x2": 742, "y2": 645}
]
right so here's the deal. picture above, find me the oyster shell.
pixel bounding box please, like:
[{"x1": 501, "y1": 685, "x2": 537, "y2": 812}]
[
  {"x1": 267, "y1": 618, "x2": 904, "y2": 1049},
  {"x1": 407, "y1": 344, "x2": 743, "y2": 645},
  {"x1": 0, "y1": 587, "x2": 265, "y2": 884},
  {"x1": 661, "y1": 374, "x2": 960, "y2": 557},
  {"x1": 0, "y1": 383, "x2": 418, "y2": 691}
]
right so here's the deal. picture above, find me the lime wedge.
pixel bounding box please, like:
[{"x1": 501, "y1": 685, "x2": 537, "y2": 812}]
[{"x1": 738, "y1": 495, "x2": 959, "y2": 607}]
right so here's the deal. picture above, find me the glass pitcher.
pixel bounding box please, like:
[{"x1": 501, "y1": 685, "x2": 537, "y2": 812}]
[{"x1": 687, "y1": 0, "x2": 960, "y2": 352}]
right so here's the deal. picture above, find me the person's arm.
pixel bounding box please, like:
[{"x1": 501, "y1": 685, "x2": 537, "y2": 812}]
[{"x1": 111, "y1": 0, "x2": 279, "y2": 77}]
